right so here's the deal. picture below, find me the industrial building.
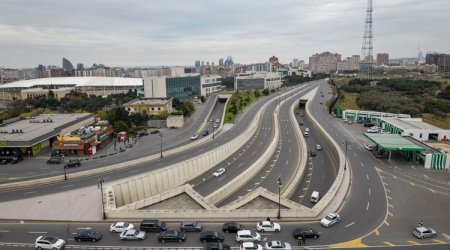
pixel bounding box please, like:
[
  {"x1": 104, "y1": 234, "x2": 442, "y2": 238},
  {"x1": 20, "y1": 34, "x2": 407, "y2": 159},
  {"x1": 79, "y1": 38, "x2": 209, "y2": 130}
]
[{"x1": 234, "y1": 72, "x2": 282, "y2": 90}]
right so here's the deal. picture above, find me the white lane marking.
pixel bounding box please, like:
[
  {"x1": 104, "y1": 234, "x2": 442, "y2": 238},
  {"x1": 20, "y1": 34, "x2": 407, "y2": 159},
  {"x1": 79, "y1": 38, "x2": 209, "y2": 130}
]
[
  {"x1": 368, "y1": 188, "x2": 371, "y2": 195},
  {"x1": 29, "y1": 231, "x2": 47, "y2": 234},
  {"x1": 218, "y1": 176, "x2": 226, "y2": 181},
  {"x1": 62, "y1": 185, "x2": 74, "y2": 188},
  {"x1": 345, "y1": 222, "x2": 355, "y2": 228},
  {"x1": 361, "y1": 162, "x2": 364, "y2": 167},
  {"x1": 366, "y1": 174, "x2": 369, "y2": 180},
  {"x1": 0, "y1": 230, "x2": 10, "y2": 233},
  {"x1": 424, "y1": 175, "x2": 430, "y2": 179},
  {"x1": 252, "y1": 151, "x2": 256, "y2": 156},
  {"x1": 238, "y1": 163, "x2": 244, "y2": 168},
  {"x1": 366, "y1": 202, "x2": 370, "y2": 211},
  {"x1": 285, "y1": 160, "x2": 289, "y2": 166},
  {"x1": 24, "y1": 191, "x2": 36, "y2": 195}
]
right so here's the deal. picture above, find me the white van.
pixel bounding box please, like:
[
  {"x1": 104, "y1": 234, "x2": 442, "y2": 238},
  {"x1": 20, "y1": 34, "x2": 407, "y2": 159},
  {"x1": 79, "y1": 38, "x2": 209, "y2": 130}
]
[{"x1": 310, "y1": 191, "x2": 320, "y2": 203}]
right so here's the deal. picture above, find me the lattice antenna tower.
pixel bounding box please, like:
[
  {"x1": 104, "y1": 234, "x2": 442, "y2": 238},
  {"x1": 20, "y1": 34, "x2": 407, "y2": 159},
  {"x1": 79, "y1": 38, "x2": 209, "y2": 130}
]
[{"x1": 360, "y1": 0, "x2": 374, "y2": 77}]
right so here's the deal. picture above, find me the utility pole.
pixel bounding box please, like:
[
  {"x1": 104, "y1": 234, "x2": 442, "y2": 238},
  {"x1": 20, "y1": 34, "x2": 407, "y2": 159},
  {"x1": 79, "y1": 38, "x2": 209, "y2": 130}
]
[{"x1": 360, "y1": 0, "x2": 374, "y2": 79}]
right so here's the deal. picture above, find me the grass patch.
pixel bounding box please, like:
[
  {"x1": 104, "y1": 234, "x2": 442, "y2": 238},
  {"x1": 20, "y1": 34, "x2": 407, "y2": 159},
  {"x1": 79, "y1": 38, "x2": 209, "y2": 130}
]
[
  {"x1": 336, "y1": 92, "x2": 360, "y2": 111},
  {"x1": 423, "y1": 116, "x2": 450, "y2": 129},
  {"x1": 224, "y1": 89, "x2": 277, "y2": 123}
]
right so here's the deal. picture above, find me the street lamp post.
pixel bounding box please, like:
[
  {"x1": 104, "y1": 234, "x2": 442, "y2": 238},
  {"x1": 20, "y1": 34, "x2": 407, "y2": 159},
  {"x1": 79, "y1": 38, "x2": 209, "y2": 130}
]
[
  {"x1": 343, "y1": 141, "x2": 351, "y2": 170},
  {"x1": 277, "y1": 176, "x2": 282, "y2": 219},
  {"x1": 63, "y1": 165, "x2": 67, "y2": 181},
  {"x1": 98, "y1": 179, "x2": 106, "y2": 220},
  {"x1": 212, "y1": 121, "x2": 215, "y2": 139},
  {"x1": 159, "y1": 133, "x2": 163, "y2": 159}
]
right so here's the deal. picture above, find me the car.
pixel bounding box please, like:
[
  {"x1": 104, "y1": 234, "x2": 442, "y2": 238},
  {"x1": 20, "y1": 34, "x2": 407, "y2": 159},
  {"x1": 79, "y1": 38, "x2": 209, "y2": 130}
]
[
  {"x1": 10, "y1": 155, "x2": 23, "y2": 164},
  {"x1": 0, "y1": 158, "x2": 11, "y2": 164},
  {"x1": 347, "y1": 120, "x2": 353, "y2": 124},
  {"x1": 140, "y1": 219, "x2": 167, "y2": 232},
  {"x1": 367, "y1": 127, "x2": 378, "y2": 133},
  {"x1": 181, "y1": 220, "x2": 203, "y2": 232},
  {"x1": 110, "y1": 222, "x2": 134, "y2": 233},
  {"x1": 213, "y1": 168, "x2": 226, "y2": 177},
  {"x1": 215, "y1": 119, "x2": 220, "y2": 123},
  {"x1": 310, "y1": 150, "x2": 316, "y2": 157},
  {"x1": 295, "y1": 111, "x2": 300, "y2": 115},
  {"x1": 343, "y1": 118, "x2": 348, "y2": 123},
  {"x1": 150, "y1": 130, "x2": 160, "y2": 134},
  {"x1": 357, "y1": 119, "x2": 364, "y2": 124},
  {"x1": 299, "y1": 121, "x2": 304, "y2": 126},
  {"x1": 304, "y1": 131, "x2": 309, "y2": 137},
  {"x1": 120, "y1": 229, "x2": 147, "y2": 240},
  {"x1": 256, "y1": 221, "x2": 281, "y2": 232},
  {"x1": 364, "y1": 122, "x2": 375, "y2": 127},
  {"x1": 158, "y1": 230, "x2": 186, "y2": 243},
  {"x1": 240, "y1": 242, "x2": 263, "y2": 250},
  {"x1": 200, "y1": 231, "x2": 225, "y2": 243},
  {"x1": 304, "y1": 128, "x2": 310, "y2": 132},
  {"x1": 316, "y1": 144, "x2": 322, "y2": 150},
  {"x1": 264, "y1": 241, "x2": 292, "y2": 250},
  {"x1": 299, "y1": 112, "x2": 304, "y2": 117},
  {"x1": 35, "y1": 235, "x2": 65, "y2": 250},
  {"x1": 47, "y1": 157, "x2": 62, "y2": 164},
  {"x1": 64, "y1": 159, "x2": 81, "y2": 168},
  {"x1": 203, "y1": 130, "x2": 209, "y2": 136},
  {"x1": 320, "y1": 213, "x2": 341, "y2": 227},
  {"x1": 319, "y1": 102, "x2": 323, "y2": 105},
  {"x1": 204, "y1": 243, "x2": 231, "y2": 250},
  {"x1": 213, "y1": 123, "x2": 219, "y2": 128},
  {"x1": 74, "y1": 230, "x2": 102, "y2": 242},
  {"x1": 364, "y1": 143, "x2": 374, "y2": 151},
  {"x1": 191, "y1": 134, "x2": 199, "y2": 140},
  {"x1": 412, "y1": 227, "x2": 437, "y2": 239},
  {"x1": 293, "y1": 227, "x2": 320, "y2": 239},
  {"x1": 222, "y1": 221, "x2": 244, "y2": 233},
  {"x1": 236, "y1": 230, "x2": 261, "y2": 243}
]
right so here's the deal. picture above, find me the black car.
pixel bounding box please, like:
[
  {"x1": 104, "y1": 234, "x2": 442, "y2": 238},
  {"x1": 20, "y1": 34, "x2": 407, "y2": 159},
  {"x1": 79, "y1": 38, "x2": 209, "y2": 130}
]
[
  {"x1": 138, "y1": 131, "x2": 149, "y2": 137},
  {"x1": 222, "y1": 221, "x2": 243, "y2": 233},
  {"x1": 310, "y1": 150, "x2": 316, "y2": 157},
  {"x1": 299, "y1": 121, "x2": 304, "y2": 126},
  {"x1": 200, "y1": 231, "x2": 224, "y2": 243},
  {"x1": 47, "y1": 157, "x2": 62, "y2": 164},
  {"x1": 150, "y1": 130, "x2": 160, "y2": 134},
  {"x1": 0, "y1": 159, "x2": 11, "y2": 165},
  {"x1": 10, "y1": 156, "x2": 23, "y2": 164},
  {"x1": 158, "y1": 230, "x2": 186, "y2": 243},
  {"x1": 140, "y1": 219, "x2": 167, "y2": 232},
  {"x1": 293, "y1": 227, "x2": 320, "y2": 239},
  {"x1": 74, "y1": 230, "x2": 102, "y2": 242},
  {"x1": 65, "y1": 159, "x2": 81, "y2": 168},
  {"x1": 180, "y1": 220, "x2": 203, "y2": 232},
  {"x1": 203, "y1": 130, "x2": 209, "y2": 136},
  {"x1": 204, "y1": 243, "x2": 231, "y2": 250}
]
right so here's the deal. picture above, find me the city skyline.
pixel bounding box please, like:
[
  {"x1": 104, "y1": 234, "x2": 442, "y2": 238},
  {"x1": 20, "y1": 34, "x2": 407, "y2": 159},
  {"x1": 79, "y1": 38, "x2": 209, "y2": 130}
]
[{"x1": 1, "y1": 0, "x2": 449, "y2": 68}]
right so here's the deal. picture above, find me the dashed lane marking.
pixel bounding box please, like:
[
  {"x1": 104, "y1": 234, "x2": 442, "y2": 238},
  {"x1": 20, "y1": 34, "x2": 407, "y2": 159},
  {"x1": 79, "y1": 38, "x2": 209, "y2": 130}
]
[
  {"x1": 0, "y1": 230, "x2": 9, "y2": 233},
  {"x1": 407, "y1": 240, "x2": 420, "y2": 245},
  {"x1": 24, "y1": 191, "x2": 36, "y2": 195},
  {"x1": 375, "y1": 229, "x2": 379, "y2": 236},
  {"x1": 384, "y1": 221, "x2": 390, "y2": 226},
  {"x1": 432, "y1": 239, "x2": 445, "y2": 243},
  {"x1": 388, "y1": 212, "x2": 393, "y2": 217},
  {"x1": 28, "y1": 231, "x2": 47, "y2": 234},
  {"x1": 384, "y1": 242, "x2": 396, "y2": 246},
  {"x1": 345, "y1": 222, "x2": 355, "y2": 228}
]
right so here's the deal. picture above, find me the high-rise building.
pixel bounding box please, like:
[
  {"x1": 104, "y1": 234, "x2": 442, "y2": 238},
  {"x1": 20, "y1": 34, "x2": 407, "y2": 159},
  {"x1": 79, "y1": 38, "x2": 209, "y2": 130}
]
[
  {"x1": 376, "y1": 53, "x2": 389, "y2": 65},
  {"x1": 219, "y1": 58, "x2": 224, "y2": 67},
  {"x1": 292, "y1": 58, "x2": 299, "y2": 68},
  {"x1": 224, "y1": 56, "x2": 234, "y2": 68},
  {"x1": 309, "y1": 52, "x2": 342, "y2": 74},
  {"x1": 77, "y1": 63, "x2": 84, "y2": 71},
  {"x1": 195, "y1": 61, "x2": 201, "y2": 68},
  {"x1": 62, "y1": 57, "x2": 74, "y2": 76}
]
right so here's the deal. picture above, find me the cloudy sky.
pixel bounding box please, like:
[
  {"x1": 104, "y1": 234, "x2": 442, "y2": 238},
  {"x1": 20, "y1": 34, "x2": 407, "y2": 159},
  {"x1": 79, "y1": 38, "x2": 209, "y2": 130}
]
[{"x1": 1, "y1": 0, "x2": 449, "y2": 68}]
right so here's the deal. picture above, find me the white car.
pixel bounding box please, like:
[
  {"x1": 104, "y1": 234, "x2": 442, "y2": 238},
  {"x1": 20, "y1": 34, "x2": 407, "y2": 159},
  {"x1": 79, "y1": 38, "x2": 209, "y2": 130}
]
[
  {"x1": 241, "y1": 242, "x2": 263, "y2": 250},
  {"x1": 213, "y1": 123, "x2": 219, "y2": 128},
  {"x1": 264, "y1": 241, "x2": 292, "y2": 250},
  {"x1": 35, "y1": 236, "x2": 65, "y2": 250},
  {"x1": 110, "y1": 222, "x2": 134, "y2": 233},
  {"x1": 320, "y1": 213, "x2": 341, "y2": 227},
  {"x1": 256, "y1": 221, "x2": 281, "y2": 232},
  {"x1": 120, "y1": 229, "x2": 147, "y2": 240},
  {"x1": 215, "y1": 118, "x2": 220, "y2": 123},
  {"x1": 412, "y1": 226, "x2": 437, "y2": 239},
  {"x1": 304, "y1": 128, "x2": 310, "y2": 132},
  {"x1": 316, "y1": 144, "x2": 322, "y2": 150},
  {"x1": 236, "y1": 230, "x2": 261, "y2": 243},
  {"x1": 364, "y1": 143, "x2": 374, "y2": 151},
  {"x1": 191, "y1": 134, "x2": 199, "y2": 140},
  {"x1": 213, "y1": 168, "x2": 226, "y2": 177}
]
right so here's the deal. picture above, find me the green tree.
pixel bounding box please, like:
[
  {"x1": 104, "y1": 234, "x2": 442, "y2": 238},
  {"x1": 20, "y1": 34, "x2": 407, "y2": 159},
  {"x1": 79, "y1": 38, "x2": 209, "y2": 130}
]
[
  {"x1": 113, "y1": 120, "x2": 129, "y2": 133},
  {"x1": 181, "y1": 101, "x2": 195, "y2": 116},
  {"x1": 254, "y1": 89, "x2": 261, "y2": 98}
]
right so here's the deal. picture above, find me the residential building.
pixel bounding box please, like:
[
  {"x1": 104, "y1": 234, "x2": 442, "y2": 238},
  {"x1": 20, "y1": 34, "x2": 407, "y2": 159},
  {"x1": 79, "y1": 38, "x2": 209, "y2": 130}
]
[
  {"x1": 234, "y1": 72, "x2": 282, "y2": 90},
  {"x1": 337, "y1": 55, "x2": 360, "y2": 72},
  {"x1": 376, "y1": 53, "x2": 389, "y2": 65},
  {"x1": 309, "y1": 52, "x2": 342, "y2": 74},
  {"x1": 62, "y1": 57, "x2": 74, "y2": 76},
  {"x1": 0, "y1": 68, "x2": 19, "y2": 83},
  {"x1": 123, "y1": 98, "x2": 172, "y2": 116}
]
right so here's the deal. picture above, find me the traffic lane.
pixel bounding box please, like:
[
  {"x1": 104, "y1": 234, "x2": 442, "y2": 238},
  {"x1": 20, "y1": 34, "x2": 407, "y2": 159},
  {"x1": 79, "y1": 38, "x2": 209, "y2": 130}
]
[
  {"x1": 191, "y1": 102, "x2": 276, "y2": 197},
  {"x1": 362, "y1": 164, "x2": 450, "y2": 246},
  {"x1": 201, "y1": 101, "x2": 226, "y2": 136}
]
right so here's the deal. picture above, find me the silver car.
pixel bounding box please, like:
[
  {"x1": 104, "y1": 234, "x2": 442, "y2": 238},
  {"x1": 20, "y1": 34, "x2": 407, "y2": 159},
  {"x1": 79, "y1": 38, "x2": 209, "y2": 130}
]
[
  {"x1": 264, "y1": 241, "x2": 291, "y2": 250},
  {"x1": 119, "y1": 229, "x2": 147, "y2": 240},
  {"x1": 412, "y1": 227, "x2": 437, "y2": 239},
  {"x1": 180, "y1": 220, "x2": 203, "y2": 232}
]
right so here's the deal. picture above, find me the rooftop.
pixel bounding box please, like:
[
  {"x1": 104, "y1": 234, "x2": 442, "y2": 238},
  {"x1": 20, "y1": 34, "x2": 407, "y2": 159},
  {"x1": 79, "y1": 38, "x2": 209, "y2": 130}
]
[
  {"x1": 0, "y1": 77, "x2": 143, "y2": 89},
  {"x1": 123, "y1": 98, "x2": 172, "y2": 106},
  {"x1": 364, "y1": 133, "x2": 425, "y2": 151},
  {"x1": 382, "y1": 117, "x2": 442, "y2": 130}
]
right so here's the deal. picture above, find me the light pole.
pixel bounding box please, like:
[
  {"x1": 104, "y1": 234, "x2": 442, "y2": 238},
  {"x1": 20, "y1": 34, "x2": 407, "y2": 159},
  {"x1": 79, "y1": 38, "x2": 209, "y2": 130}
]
[
  {"x1": 343, "y1": 141, "x2": 351, "y2": 170},
  {"x1": 277, "y1": 176, "x2": 282, "y2": 219},
  {"x1": 63, "y1": 165, "x2": 67, "y2": 181},
  {"x1": 212, "y1": 121, "x2": 215, "y2": 139},
  {"x1": 159, "y1": 133, "x2": 163, "y2": 159},
  {"x1": 98, "y1": 179, "x2": 106, "y2": 220}
]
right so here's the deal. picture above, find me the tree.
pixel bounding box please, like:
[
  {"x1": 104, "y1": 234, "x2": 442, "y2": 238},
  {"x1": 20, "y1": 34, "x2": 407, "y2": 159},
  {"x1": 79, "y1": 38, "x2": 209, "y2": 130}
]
[
  {"x1": 254, "y1": 89, "x2": 261, "y2": 98},
  {"x1": 108, "y1": 107, "x2": 131, "y2": 126},
  {"x1": 181, "y1": 101, "x2": 195, "y2": 117},
  {"x1": 113, "y1": 120, "x2": 129, "y2": 133},
  {"x1": 263, "y1": 88, "x2": 270, "y2": 96}
]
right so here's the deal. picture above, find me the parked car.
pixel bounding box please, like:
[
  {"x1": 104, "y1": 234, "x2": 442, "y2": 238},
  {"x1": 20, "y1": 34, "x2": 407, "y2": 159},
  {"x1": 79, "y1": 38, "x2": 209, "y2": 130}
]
[
  {"x1": 213, "y1": 168, "x2": 226, "y2": 177},
  {"x1": 47, "y1": 157, "x2": 62, "y2": 164},
  {"x1": 180, "y1": 220, "x2": 203, "y2": 232},
  {"x1": 203, "y1": 130, "x2": 209, "y2": 136},
  {"x1": 292, "y1": 227, "x2": 320, "y2": 239},
  {"x1": 140, "y1": 219, "x2": 167, "y2": 232},
  {"x1": 236, "y1": 230, "x2": 261, "y2": 243},
  {"x1": 35, "y1": 235, "x2": 65, "y2": 250},
  {"x1": 364, "y1": 143, "x2": 374, "y2": 151},
  {"x1": 10, "y1": 155, "x2": 23, "y2": 164},
  {"x1": 316, "y1": 144, "x2": 322, "y2": 150},
  {"x1": 150, "y1": 130, "x2": 160, "y2": 134},
  {"x1": 204, "y1": 243, "x2": 231, "y2": 250},
  {"x1": 222, "y1": 221, "x2": 244, "y2": 233},
  {"x1": 191, "y1": 134, "x2": 199, "y2": 140},
  {"x1": 0, "y1": 158, "x2": 11, "y2": 164},
  {"x1": 412, "y1": 227, "x2": 437, "y2": 239},
  {"x1": 256, "y1": 221, "x2": 281, "y2": 232},
  {"x1": 320, "y1": 213, "x2": 341, "y2": 227},
  {"x1": 200, "y1": 231, "x2": 225, "y2": 243},
  {"x1": 110, "y1": 222, "x2": 134, "y2": 233},
  {"x1": 158, "y1": 230, "x2": 186, "y2": 243},
  {"x1": 64, "y1": 159, "x2": 81, "y2": 168},
  {"x1": 120, "y1": 229, "x2": 147, "y2": 240},
  {"x1": 310, "y1": 150, "x2": 316, "y2": 157},
  {"x1": 264, "y1": 241, "x2": 292, "y2": 250},
  {"x1": 240, "y1": 242, "x2": 263, "y2": 250},
  {"x1": 138, "y1": 131, "x2": 149, "y2": 137},
  {"x1": 74, "y1": 230, "x2": 102, "y2": 242}
]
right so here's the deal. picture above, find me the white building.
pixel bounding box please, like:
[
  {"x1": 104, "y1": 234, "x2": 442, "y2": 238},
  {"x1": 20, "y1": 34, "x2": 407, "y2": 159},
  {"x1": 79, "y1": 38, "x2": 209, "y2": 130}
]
[
  {"x1": 292, "y1": 58, "x2": 299, "y2": 68},
  {"x1": 309, "y1": 52, "x2": 341, "y2": 74},
  {"x1": 200, "y1": 75, "x2": 222, "y2": 96},
  {"x1": 378, "y1": 117, "x2": 450, "y2": 142},
  {"x1": 234, "y1": 72, "x2": 282, "y2": 90},
  {"x1": 288, "y1": 69, "x2": 312, "y2": 77}
]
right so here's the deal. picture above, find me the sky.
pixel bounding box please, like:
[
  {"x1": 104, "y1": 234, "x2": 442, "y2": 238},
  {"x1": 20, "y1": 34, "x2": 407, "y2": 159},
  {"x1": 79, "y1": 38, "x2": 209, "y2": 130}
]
[{"x1": 1, "y1": 0, "x2": 449, "y2": 68}]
